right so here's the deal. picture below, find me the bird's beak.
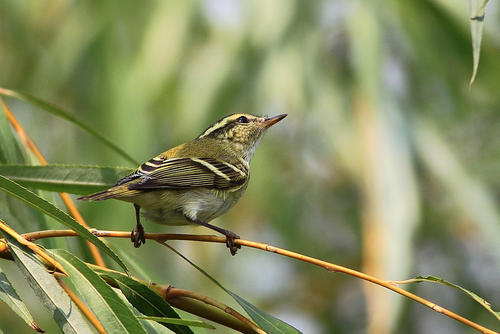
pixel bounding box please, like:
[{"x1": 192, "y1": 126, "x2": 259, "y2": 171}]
[{"x1": 261, "y1": 114, "x2": 287, "y2": 128}]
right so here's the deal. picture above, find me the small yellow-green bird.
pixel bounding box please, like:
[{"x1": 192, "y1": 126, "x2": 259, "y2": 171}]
[{"x1": 78, "y1": 113, "x2": 287, "y2": 255}]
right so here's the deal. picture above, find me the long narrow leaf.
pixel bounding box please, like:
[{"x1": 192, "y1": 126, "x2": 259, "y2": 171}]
[
  {"x1": 94, "y1": 269, "x2": 193, "y2": 334},
  {"x1": 0, "y1": 267, "x2": 43, "y2": 332},
  {"x1": 51, "y1": 250, "x2": 147, "y2": 334},
  {"x1": 137, "y1": 316, "x2": 215, "y2": 329},
  {"x1": 0, "y1": 164, "x2": 133, "y2": 194},
  {"x1": 0, "y1": 100, "x2": 23, "y2": 164},
  {"x1": 162, "y1": 243, "x2": 301, "y2": 333},
  {"x1": 405, "y1": 275, "x2": 500, "y2": 322},
  {"x1": 3, "y1": 234, "x2": 92, "y2": 334},
  {"x1": 0, "y1": 88, "x2": 138, "y2": 165},
  {"x1": 0, "y1": 175, "x2": 128, "y2": 273},
  {"x1": 469, "y1": 0, "x2": 489, "y2": 87}
]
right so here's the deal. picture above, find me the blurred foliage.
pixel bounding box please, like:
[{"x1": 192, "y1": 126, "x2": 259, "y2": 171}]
[{"x1": 1, "y1": 0, "x2": 500, "y2": 333}]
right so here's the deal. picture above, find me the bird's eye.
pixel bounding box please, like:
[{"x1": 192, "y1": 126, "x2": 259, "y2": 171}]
[{"x1": 236, "y1": 116, "x2": 249, "y2": 123}]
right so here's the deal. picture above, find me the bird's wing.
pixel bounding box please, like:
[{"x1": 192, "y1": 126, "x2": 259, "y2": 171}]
[{"x1": 121, "y1": 157, "x2": 248, "y2": 190}]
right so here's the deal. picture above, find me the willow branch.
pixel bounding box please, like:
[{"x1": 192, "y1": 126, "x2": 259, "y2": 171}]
[
  {"x1": 1, "y1": 228, "x2": 497, "y2": 334},
  {"x1": 1, "y1": 99, "x2": 106, "y2": 268}
]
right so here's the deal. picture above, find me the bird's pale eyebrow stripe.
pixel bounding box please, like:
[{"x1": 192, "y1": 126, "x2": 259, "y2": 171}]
[
  {"x1": 198, "y1": 119, "x2": 230, "y2": 138},
  {"x1": 191, "y1": 158, "x2": 231, "y2": 180}
]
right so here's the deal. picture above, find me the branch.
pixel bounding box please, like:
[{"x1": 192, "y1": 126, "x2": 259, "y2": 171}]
[{"x1": 0, "y1": 228, "x2": 497, "y2": 334}]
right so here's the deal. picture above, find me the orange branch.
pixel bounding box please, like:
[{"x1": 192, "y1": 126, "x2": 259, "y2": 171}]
[
  {"x1": 1, "y1": 100, "x2": 106, "y2": 267},
  {"x1": 3, "y1": 228, "x2": 497, "y2": 334}
]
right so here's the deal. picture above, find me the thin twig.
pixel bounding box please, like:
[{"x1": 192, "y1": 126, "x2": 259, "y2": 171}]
[
  {"x1": 1, "y1": 100, "x2": 106, "y2": 268},
  {"x1": 2, "y1": 228, "x2": 497, "y2": 334}
]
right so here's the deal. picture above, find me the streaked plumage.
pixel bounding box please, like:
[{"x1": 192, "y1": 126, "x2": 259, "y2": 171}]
[{"x1": 79, "y1": 113, "x2": 286, "y2": 255}]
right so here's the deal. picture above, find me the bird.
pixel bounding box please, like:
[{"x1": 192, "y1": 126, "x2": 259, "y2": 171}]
[{"x1": 78, "y1": 113, "x2": 287, "y2": 255}]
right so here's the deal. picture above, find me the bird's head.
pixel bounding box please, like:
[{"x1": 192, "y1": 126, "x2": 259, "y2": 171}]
[{"x1": 198, "y1": 113, "x2": 287, "y2": 161}]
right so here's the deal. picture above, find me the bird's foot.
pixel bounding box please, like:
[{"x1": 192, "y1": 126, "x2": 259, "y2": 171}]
[
  {"x1": 131, "y1": 223, "x2": 146, "y2": 248},
  {"x1": 224, "y1": 231, "x2": 241, "y2": 256}
]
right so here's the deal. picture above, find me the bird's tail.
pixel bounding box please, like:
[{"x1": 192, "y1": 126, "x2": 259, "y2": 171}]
[
  {"x1": 78, "y1": 185, "x2": 138, "y2": 201},
  {"x1": 77, "y1": 189, "x2": 115, "y2": 201}
]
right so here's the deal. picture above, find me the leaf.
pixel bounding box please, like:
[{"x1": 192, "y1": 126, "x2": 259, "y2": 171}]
[
  {"x1": 162, "y1": 243, "x2": 302, "y2": 334},
  {"x1": 469, "y1": 0, "x2": 489, "y2": 87},
  {"x1": 51, "y1": 250, "x2": 147, "y2": 334},
  {"x1": 406, "y1": 275, "x2": 500, "y2": 321},
  {"x1": 3, "y1": 234, "x2": 92, "y2": 334},
  {"x1": 0, "y1": 164, "x2": 133, "y2": 194},
  {"x1": 0, "y1": 88, "x2": 138, "y2": 165},
  {"x1": 94, "y1": 269, "x2": 193, "y2": 334},
  {"x1": 0, "y1": 266, "x2": 44, "y2": 332},
  {"x1": 137, "y1": 316, "x2": 215, "y2": 329},
  {"x1": 0, "y1": 175, "x2": 129, "y2": 273},
  {"x1": 0, "y1": 100, "x2": 24, "y2": 164}
]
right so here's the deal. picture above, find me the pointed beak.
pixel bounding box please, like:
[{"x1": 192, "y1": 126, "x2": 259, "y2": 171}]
[{"x1": 261, "y1": 114, "x2": 287, "y2": 128}]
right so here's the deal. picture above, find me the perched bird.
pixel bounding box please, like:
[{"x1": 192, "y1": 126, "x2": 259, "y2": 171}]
[{"x1": 78, "y1": 113, "x2": 287, "y2": 255}]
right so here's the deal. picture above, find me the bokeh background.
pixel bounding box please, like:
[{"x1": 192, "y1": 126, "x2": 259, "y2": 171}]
[{"x1": 1, "y1": 0, "x2": 500, "y2": 333}]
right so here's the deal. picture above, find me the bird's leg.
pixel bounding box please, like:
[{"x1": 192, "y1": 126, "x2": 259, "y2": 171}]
[
  {"x1": 131, "y1": 204, "x2": 146, "y2": 248},
  {"x1": 185, "y1": 216, "x2": 241, "y2": 256}
]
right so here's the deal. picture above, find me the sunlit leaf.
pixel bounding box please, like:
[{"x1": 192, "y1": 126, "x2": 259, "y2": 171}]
[
  {"x1": 405, "y1": 275, "x2": 500, "y2": 322},
  {"x1": 4, "y1": 234, "x2": 92, "y2": 334},
  {"x1": 162, "y1": 243, "x2": 301, "y2": 333},
  {"x1": 94, "y1": 268, "x2": 193, "y2": 334},
  {"x1": 0, "y1": 175, "x2": 128, "y2": 273},
  {"x1": 137, "y1": 316, "x2": 215, "y2": 329},
  {"x1": 469, "y1": 0, "x2": 489, "y2": 87},
  {"x1": 0, "y1": 267, "x2": 43, "y2": 332},
  {"x1": 0, "y1": 88, "x2": 138, "y2": 165},
  {"x1": 0, "y1": 164, "x2": 132, "y2": 194},
  {"x1": 51, "y1": 250, "x2": 147, "y2": 334}
]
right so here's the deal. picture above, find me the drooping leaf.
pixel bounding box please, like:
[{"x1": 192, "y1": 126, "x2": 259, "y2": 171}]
[
  {"x1": 469, "y1": 0, "x2": 489, "y2": 87},
  {"x1": 0, "y1": 88, "x2": 138, "y2": 165},
  {"x1": 3, "y1": 234, "x2": 92, "y2": 334},
  {"x1": 0, "y1": 175, "x2": 128, "y2": 273},
  {"x1": 137, "y1": 316, "x2": 215, "y2": 329},
  {"x1": 94, "y1": 268, "x2": 193, "y2": 334},
  {"x1": 406, "y1": 275, "x2": 500, "y2": 322},
  {"x1": 0, "y1": 164, "x2": 133, "y2": 194},
  {"x1": 51, "y1": 250, "x2": 147, "y2": 334},
  {"x1": 162, "y1": 243, "x2": 302, "y2": 334},
  {"x1": 0, "y1": 266, "x2": 43, "y2": 332}
]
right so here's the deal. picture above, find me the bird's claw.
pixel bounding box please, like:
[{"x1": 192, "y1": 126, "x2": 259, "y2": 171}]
[
  {"x1": 131, "y1": 224, "x2": 146, "y2": 248},
  {"x1": 225, "y1": 231, "x2": 241, "y2": 256}
]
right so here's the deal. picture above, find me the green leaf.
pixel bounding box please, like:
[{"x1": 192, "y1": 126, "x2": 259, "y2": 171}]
[
  {"x1": 408, "y1": 275, "x2": 500, "y2": 322},
  {"x1": 137, "y1": 316, "x2": 215, "y2": 329},
  {"x1": 51, "y1": 250, "x2": 147, "y2": 334},
  {"x1": 0, "y1": 164, "x2": 133, "y2": 194},
  {"x1": 3, "y1": 234, "x2": 92, "y2": 334},
  {"x1": 163, "y1": 243, "x2": 302, "y2": 334},
  {"x1": 0, "y1": 88, "x2": 139, "y2": 165},
  {"x1": 0, "y1": 101, "x2": 24, "y2": 164},
  {"x1": 0, "y1": 266, "x2": 43, "y2": 332},
  {"x1": 469, "y1": 0, "x2": 489, "y2": 87},
  {"x1": 94, "y1": 269, "x2": 193, "y2": 334},
  {"x1": 0, "y1": 175, "x2": 129, "y2": 273}
]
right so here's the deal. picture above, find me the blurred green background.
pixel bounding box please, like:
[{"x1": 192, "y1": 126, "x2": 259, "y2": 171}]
[{"x1": 1, "y1": 0, "x2": 500, "y2": 333}]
